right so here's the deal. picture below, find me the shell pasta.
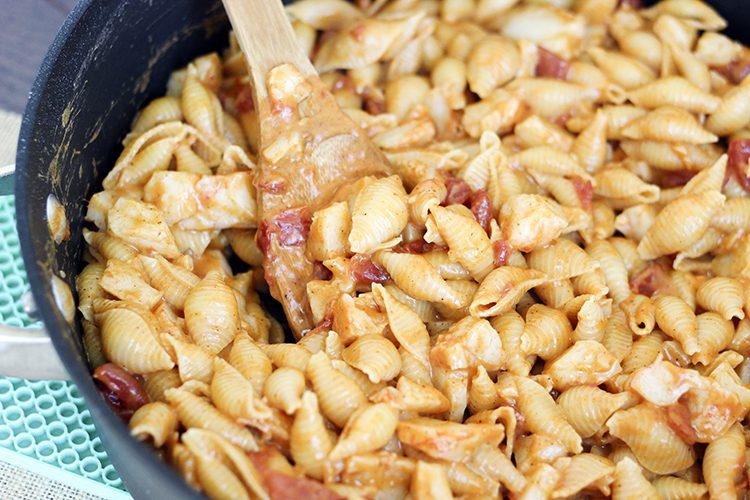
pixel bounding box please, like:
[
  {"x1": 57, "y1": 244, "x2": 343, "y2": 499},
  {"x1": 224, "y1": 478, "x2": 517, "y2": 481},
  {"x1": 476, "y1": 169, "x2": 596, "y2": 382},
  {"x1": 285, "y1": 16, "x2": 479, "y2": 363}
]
[{"x1": 80, "y1": 0, "x2": 750, "y2": 498}]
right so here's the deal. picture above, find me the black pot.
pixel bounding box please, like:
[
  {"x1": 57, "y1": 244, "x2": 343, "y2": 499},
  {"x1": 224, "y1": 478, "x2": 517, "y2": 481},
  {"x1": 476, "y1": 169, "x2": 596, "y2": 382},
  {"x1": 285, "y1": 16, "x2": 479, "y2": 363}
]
[
  {"x1": 15, "y1": 1, "x2": 228, "y2": 498},
  {"x1": 10, "y1": 0, "x2": 750, "y2": 498}
]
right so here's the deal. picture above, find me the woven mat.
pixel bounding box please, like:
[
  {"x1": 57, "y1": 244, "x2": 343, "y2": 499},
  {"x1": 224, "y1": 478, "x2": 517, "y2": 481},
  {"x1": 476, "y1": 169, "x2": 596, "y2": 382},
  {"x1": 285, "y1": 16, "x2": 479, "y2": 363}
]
[
  {"x1": 0, "y1": 110, "x2": 112, "y2": 499},
  {"x1": 0, "y1": 460, "x2": 102, "y2": 500}
]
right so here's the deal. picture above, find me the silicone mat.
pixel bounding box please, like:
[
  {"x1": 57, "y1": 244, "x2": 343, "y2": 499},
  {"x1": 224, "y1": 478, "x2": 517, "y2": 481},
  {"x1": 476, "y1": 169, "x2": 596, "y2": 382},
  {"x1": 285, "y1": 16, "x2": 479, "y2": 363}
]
[{"x1": 0, "y1": 195, "x2": 131, "y2": 499}]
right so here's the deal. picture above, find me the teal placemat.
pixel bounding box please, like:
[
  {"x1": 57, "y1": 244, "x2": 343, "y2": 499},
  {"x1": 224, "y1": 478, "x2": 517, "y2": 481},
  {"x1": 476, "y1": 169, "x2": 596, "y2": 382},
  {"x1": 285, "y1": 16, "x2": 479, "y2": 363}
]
[{"x1": 0, "y1": 195, "x2": 131, "y2": 499}]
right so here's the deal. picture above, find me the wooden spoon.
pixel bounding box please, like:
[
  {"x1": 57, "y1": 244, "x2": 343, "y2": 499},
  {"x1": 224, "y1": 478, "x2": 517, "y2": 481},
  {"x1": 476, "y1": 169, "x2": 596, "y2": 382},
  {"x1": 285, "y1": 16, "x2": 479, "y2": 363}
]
[{"x1": 223, "y1": 0, "x2": 391, "y2": 337}]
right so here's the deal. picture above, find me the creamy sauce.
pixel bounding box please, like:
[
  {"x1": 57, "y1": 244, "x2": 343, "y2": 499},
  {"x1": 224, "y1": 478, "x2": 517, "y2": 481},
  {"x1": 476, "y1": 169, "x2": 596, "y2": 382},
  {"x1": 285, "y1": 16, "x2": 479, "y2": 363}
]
[
  {"x1": 46, "y1": 194, "x2": 70, "y2": 244},
  {"x1": 51, "y1": 274, "x2": 75, "y2": 323},
  {"x1": 256, "y1": 65, "x2": 390, "y2": 338}
]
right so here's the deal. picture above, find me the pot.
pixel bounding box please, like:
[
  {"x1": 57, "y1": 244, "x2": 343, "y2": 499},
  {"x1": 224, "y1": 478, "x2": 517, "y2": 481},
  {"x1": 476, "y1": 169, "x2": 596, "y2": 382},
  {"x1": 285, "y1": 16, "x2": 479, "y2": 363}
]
[{"x1": 2, "y1": 0, "x2": 748, "y2": 498}]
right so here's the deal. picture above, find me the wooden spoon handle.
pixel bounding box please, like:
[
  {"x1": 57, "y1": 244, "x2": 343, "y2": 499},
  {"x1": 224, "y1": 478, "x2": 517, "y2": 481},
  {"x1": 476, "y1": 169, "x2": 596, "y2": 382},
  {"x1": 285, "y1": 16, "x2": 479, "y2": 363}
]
[{"x1": 223, "y1": 0, "x2": 317, "y2": 98}]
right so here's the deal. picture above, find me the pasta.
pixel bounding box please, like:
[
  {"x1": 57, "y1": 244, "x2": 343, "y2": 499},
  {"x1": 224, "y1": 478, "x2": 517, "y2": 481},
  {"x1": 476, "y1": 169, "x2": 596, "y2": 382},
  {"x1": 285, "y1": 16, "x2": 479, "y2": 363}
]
[{"x1": 80, "y1": 0, "x2": 750, "y2": 498}]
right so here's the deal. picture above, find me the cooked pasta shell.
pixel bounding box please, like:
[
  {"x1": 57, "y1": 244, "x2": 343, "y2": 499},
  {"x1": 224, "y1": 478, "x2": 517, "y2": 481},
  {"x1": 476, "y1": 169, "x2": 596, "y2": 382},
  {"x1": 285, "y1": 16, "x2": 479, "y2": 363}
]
[
  {"x1": 466, "y1": 35, "x2": 520, "y2": 98},
  {"x1": 470, "y1": 266, "x2": 547, "y2": 317},
  {"x1": 83, "y1": 230, "x2": 137, "y2": 264},
  {"x1": 98, "y1": 259, "x2": 162, "y2": 310},
  {"x1": 411, "y1": 462, "x2": 453, "y2": 500},
  {"x1": 394, "y1": 376, "x2": 450, "y2": 414},
  {"x1": 622, "y1": 331, "x2": 666, "y2": 374},
  {"x1": 285, "y1": 0, "x2": 362, "y2": 30},
  {"x1": 372, "y1": 284, "x2": 431, "y2": 366},
  {"x1": 638, "y1": 191, "x2": 725, "y2": 260},
  {"x1": 192, "y1": 449, "x2": 251, "y2": 500},
  {"x1": 521, "y1": 304, "x2": 572, "y2": 361},
  {"x1": 572, "y1": 109, "x2": 608, "y2": 173},
  {"x1": 342, "y1": 334, "x2": 401, "y2": 384},
  {"x1": 142, "y1": 369, "x2": 181, "y2": 403},
  {"x1": 620, "y1": 294, "x2": 655, "y2": 337},
  {"x1": 706, "y1": 77, "x2": 750, "y2": 136},
  {"x1": 261, "y1": 343, "x2": 312, "y2": 372},
  {"x1": 127, "y1": 96, "x2": 183, "y2": 142},
  {"x1": 228, "y1": 229, "x2": 263, "y2": 267},
  {"x1": 468, "y1": 365, "x2": 501, "y2": 414},
  {"x1": 165, "y1": 388, "x2": 258, "y2": 451},
  {"x1": 589, "y1": 47, "x2": 656, "y2": 90},
  {"x1": 170, "y1": 227, "x2": 215, "y2": 258},
  {"x1": 696, "y1": 277, "x2": 745, "y2": 322},
  {"x1": 129, "y1": 402, "x2": 178, "y2": 447},
  {"x1": 397, "y1": 417, "x2": 504, "y2": 461},
  {"x1": 557, "y1": 385, "x2": 630, "y2": 439},
  {"x1": 398, "y1": 347, "x2": 431, "y2": 386},
  {"x1": 491, "y1": 311, "x2": 531, "y2": 376},
  {"x1": 554, "y1": 453, "x2": 615, "y2": 498},
  {"x1": 139, "y1": 255, "x2": 199, "y2": 310},
  {"x1": 307, "y1": 201, "x2": 351, "y2": 262},
  {"x1": 652, "y1": 476, "x2": 708, "y2": 500},
  {"x1": 476, "y1": 0, "x2": 519, "y2": 24},
  {"x1": 573, "y1": 295, "x2": 609, "y2": 342},
  {"x1": 543, "y1": 340, "x2": 621, "y2": 390},
  {"x1": 516, "y1": 115, "x2": 574, "y2": 152},
  {"x1": 703, "y1": 422, "x2": 744, "y2": 499},
  {"x1": 506, "y1": 77, "x2": 598, "y2": 121},
  {"x1": 290, "y1": 391, "x2": 332, "y2": 479},
  {"x1": 429, "y1": 205, "x2": 493, "y2": 281},
  {"x1": 430, "y1": 362, "x2": 470, "y2": 422},
  {"x1": 211, "y1": 358, "x2": 271, "y2": 422},
  {"x1": 375, "y1": 251, "x2": 464, "y2": 308},
  {"x1": 328, "y1": 403, "x2": 398, "y2": 461},
  {"x1": 262, "y1": 367, "x2": 305, "y2": 416},
  {"x1": 181, "y1": 428, "x2": 268, "y2": 500},
  {"x1": 181, "y1": 75, "x2": 226, "y2": 148},
  {"x1": 601, "y1": 309, "x2": 633, "y2": 364},
  {"x1": 82, "y1": 320, "x2": 106, "y2": 369},
  {"x1": 314, "y1": 13, "x2": 424, "y2": 72},
  {"x1": 297, "y1": 329, "x2": 343, "y2": 360},
  {"x1": 326, "y1": 360, "x2": 383, "y2": 400},
  {"x1": 644, "y1": 0, "x2": 726, "y2": 30},
  {"x1": 407, "y1": 179, "x2": 447, "y2": 227},
  {"x1": 184, "y1": 271, "x2": 240, "y2": 354},
  {"x1": 611, "y1": 457, "x2": 660, "y2": 500},
  {"x1": 229, "y1": 334, "x2": 272, "y2": 395},
  {"x1": 528, "y1": 238, "x2": 598, "y2": 280},
  {"x1": 509, "y1": 146, "x2": 592, "y2": 181},
  {"x1": 572, "y1": 267, "x2": 609, "y2": 298},
  {"x1": 76, "y1": 262, "x2": 104, "y2": 322},
  {"x1": 594, "y1": 167, "x2": 660, "y2": 203},
  {"x1": 100, "y1": 307, "x2": 174, "y2": 373},
  {"x1": 511, "y1": 375, "x2": 582, "y2": 454},
  {"x1": 621, "y1": 107, "x2": 717, "y2": 144},
  {"x1": 606, "y1": 403, "x2": 694, "y2": 474},
  {"x1": 628, "y1": 76, "x2": 721, "y2": 114},
  {"x1": 164, "y1": 334, "x2": 213, "y2": 384},
  {"x1": 620, "y1": 141, "x2": 722, "y2": 172},
  {"x1": 534, "y1": 279, "x2": 573, "y2": 309},
  {"x1": 117, "y1": 136, "x2": 182, "y2": 189},
  {"x1": 349, "y1": 176, "x2": 408, "y2": 253},
  {"x1": 468, "y1": 444, "x2": 526, "y2": 494},
  {"x1": 692, "y1": 312, "x2": 735, "y2": 367},
  {"x1": 306, "y1": 351, "x2": 367, "y2": 428},
  {"x1": 654, "y1": 295, "x2": 699, "y2": 356},
  {"x1": 105, "y1": 121, "x2": 186, "y2": 188}
]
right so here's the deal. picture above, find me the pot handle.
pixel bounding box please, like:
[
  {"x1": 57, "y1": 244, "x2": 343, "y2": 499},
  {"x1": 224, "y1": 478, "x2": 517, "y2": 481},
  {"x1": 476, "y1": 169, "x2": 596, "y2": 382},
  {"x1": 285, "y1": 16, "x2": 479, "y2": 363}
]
[
  {"x1": 0, "y1": 163, "x2": 14, "y2": 196},
  {"x1": 0, "y1": 164, "x2": 69, "y2": 380},
  {"x1": 0, "y1": 294, "x2": 69, "y2": 381}
]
